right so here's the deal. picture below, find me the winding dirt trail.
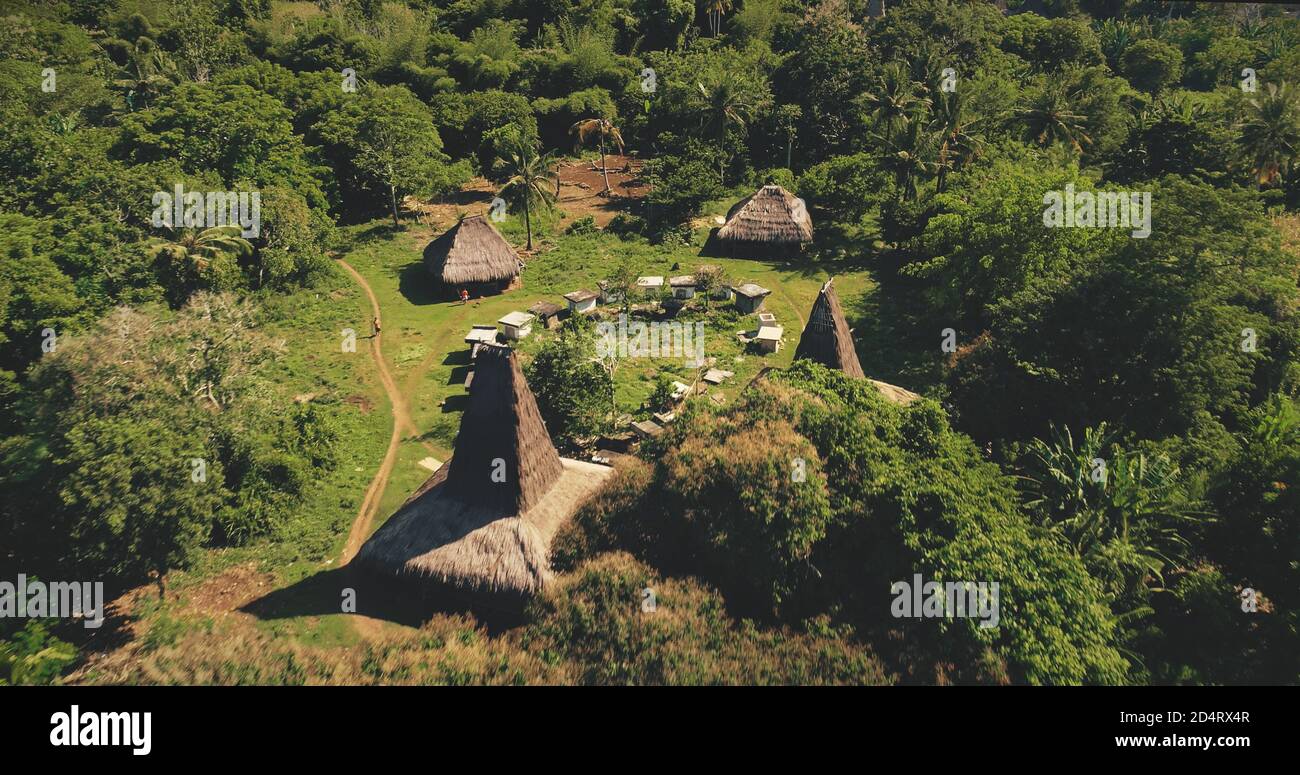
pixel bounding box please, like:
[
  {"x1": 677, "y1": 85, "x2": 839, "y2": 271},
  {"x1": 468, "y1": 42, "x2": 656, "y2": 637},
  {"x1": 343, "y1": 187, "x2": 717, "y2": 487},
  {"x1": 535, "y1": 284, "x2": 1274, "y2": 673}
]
[{"x1": 337, "y1": 259, "x2": 410, "y2": 565}]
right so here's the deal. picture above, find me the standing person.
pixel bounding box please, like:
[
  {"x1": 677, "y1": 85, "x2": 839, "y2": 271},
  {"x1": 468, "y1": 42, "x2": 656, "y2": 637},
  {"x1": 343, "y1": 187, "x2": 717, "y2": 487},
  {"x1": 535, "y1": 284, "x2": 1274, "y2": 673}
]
[
  {"x1": 459, "y1": 288, "x2": 469, "y2": 305},
  {"x1": 372, "y1": 314, "x2": 381, "y2": 337}
]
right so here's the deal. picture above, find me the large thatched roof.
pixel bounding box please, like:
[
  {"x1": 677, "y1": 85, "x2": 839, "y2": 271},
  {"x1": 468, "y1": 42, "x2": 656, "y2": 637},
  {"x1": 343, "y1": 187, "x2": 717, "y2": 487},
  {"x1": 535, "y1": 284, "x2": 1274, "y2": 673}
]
[
  {"x1": 424, "y1": 215, "x2": 521, "y2": 285},
  {"x1": 355, "y1": 345, "x2": 613, "y2": 595},
  {"x1": 717, "y1": 185, "x2": 813, "y2": 244},
  {"x1": 794, "y1": 279, "x2": 865, "y2": 378}
]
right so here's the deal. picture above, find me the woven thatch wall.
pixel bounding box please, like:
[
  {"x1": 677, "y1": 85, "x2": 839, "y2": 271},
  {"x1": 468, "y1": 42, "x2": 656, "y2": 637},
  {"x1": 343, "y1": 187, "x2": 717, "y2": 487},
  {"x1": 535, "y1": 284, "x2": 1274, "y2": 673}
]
[
  {"x1": 794, "y1": 279, "x2": 866, "y2": 378},
  {"x1": 424, "y1": 215, "x2": 521, "y2": 286},
  {"x1": 717, "y1": 185, "x2": 814, "y2": 244}
]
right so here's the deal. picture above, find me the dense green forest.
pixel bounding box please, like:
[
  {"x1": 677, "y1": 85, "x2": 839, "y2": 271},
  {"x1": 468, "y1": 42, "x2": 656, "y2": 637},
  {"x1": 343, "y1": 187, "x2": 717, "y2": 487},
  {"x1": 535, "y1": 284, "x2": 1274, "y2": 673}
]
[{"x1": 1, "y1": 0, "x2": 1297, "y2": 685}]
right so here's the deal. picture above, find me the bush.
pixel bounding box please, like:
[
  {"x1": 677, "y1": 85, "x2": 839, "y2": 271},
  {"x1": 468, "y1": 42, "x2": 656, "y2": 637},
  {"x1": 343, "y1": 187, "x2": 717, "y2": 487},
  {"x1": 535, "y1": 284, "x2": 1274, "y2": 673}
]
[
  {"x1": 564, "y1": 216, "x2": 598, "y2": 236},
  {"x1": 524, "y1": 553, "x2": 891, "y2": 685}
]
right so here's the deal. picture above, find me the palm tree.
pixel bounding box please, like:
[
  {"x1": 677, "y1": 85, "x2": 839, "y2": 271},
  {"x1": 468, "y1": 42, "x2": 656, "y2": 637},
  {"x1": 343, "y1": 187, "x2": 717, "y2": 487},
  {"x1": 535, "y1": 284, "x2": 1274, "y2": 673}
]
[
  {"x1": 862, "y1": 62, "x2": 927, "y2": 145},
  {"x1": 48, "y1": 111, "x2": 81, "y2": 136},
  {"x1": 1019, "y1": 423, "x2": 1202, "y2": 610},
  {"x1": 112, "y1": 40, "x2": 176, "y2": 111},
  {"x1": 569, "y1": 117, "x2": 625, "y2": 196},
  {"x1": 930, "y1": 90, "x2": 983, "y2": 192},
  {"x1": 495, "y1": 127, "x2": 558, "y2": 251},
  {"x1": 877, "y1": 119, "x2": 941, "y2": 202},
  {"x1": 705, "y1": 0, "x2": 734, "y2": 37},
  {"x1": 1239, "y1": 82, "x2": 1300, "y2": 188},
  {"x1": 147, "y1": 225, "x2": 253, "y2": 274},
  {"x1": 696, "y1": 79, "x2": 757, "y2": 184},
  {"x1": 1015, "y1": 83, "x2": 1092, "y2": 157},
  {"x1": 775, "y1": 104, "x2": 802, "y2": 169}
]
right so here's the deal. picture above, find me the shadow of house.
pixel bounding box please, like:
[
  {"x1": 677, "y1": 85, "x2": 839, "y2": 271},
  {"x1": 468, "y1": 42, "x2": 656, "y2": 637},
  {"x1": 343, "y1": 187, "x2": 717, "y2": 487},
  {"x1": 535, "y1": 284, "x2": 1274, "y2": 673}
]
[
  {"x1": 397, "y1": 260, "x2": 442, "y2": 306},
  {"x1": 239, "y1": 564, "x2": 528, "y2": 633}
]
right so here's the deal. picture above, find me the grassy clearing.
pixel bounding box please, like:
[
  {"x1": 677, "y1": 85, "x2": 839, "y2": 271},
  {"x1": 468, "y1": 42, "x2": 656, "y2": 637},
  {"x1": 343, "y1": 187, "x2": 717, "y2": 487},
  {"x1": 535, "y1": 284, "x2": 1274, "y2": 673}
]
[
  {"x1": 99, "y1": 194, "x2": 888, "y2": 666},
  {"x1": 336, "y1": 214, "x2": 881, "y2": 529}
]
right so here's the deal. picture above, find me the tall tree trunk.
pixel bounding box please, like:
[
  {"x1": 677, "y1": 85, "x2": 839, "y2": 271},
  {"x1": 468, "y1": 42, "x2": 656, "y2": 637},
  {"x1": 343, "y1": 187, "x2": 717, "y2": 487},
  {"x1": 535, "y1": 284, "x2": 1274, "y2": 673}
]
[
  {"x1": 524, "y1": 194, "x2": 533, "y2": 251},
  {"x1": 786, "y1": 134, "x2": 793, "y2": 169},
  {"x1": 389, "y1": 184, "x2": 400, "y2": 227},
  {"x1": 600, "y1": 135, "x2": 611, "y2": 194}
]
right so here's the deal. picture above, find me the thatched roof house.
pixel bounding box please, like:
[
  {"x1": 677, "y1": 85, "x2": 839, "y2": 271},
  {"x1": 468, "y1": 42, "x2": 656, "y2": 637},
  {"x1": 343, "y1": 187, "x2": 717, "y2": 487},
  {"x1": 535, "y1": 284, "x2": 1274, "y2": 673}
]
[
  {"x1": 794, "y1": 278, "x2": 921, "y2": 405},
  {"x1": 356, "y1": 344, "x2": 613, "y2": 598},
  {"x1": 424, "y1": 215, "x2": 522, "y2": 295},
  {"x1": 717, "y1": 184, "x2": 813, "y2": 253},
  {"x1": 795, "y1": 279, "x2": 866, "y2": 378}
]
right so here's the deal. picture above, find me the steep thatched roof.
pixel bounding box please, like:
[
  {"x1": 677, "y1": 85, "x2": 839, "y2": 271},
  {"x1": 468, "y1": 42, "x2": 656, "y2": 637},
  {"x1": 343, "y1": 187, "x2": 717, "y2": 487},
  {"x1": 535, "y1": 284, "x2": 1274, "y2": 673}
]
[
  {"x1": 794, "y1": 279, "x2": 865, "y2": 378},
  {"x1": 424, "y1": 215, "x2": 521, "y2": 285},
  {"x1": 355, "y1": 345, "x2": 613, "y2": 595},
  {"x1": 717, "y1": 185, "x2": 813, "y2": 244},
  {"x1": 443, "y1": 344, "x2": 563, "y2": 513}
]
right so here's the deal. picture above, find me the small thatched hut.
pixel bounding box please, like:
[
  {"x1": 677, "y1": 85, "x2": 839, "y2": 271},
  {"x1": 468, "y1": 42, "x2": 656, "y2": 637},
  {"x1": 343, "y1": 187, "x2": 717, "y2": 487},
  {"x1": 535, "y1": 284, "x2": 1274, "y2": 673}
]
[
  {"x1": 794, "y1": 278, "x2": 920, "y2": 405},
  {"x1": 423, "y1": 215, "x2": 522, "y2": 296},
  {"x1": 716, "y1": 184, "x2": 813, "y2": 255},
  {"x1": 355, "y1": 344, "x2": 613, "y2": 600}
]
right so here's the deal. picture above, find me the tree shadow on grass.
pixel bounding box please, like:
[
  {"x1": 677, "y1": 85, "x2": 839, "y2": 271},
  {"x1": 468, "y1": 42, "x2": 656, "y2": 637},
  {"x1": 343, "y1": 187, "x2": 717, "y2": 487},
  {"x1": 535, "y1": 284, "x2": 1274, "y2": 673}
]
[{"x1": 845, "y1": 274, "x2": 949, "y2": 393}]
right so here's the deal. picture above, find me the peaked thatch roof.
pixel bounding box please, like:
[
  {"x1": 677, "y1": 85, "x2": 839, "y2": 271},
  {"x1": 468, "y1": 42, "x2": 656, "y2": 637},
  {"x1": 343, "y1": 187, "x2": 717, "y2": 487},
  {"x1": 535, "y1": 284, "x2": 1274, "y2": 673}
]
[
  {"x1": 794, "y1": 279, "x2": 866, "y2": 379},
  {"x1": 717, "y1": 185, "x2": 813, "y2": 244},
  {"x1": 424, "y1": 215, "x2": 521, "y2": 285},
  {"x1": 443, "y1": 344, "x2": 563, "y2": 513},
  {"x1": 355, "y1": 345, "x2": 613, "y2": 596},
  {"x1": 792, "y1": 279, "x2": 921, "y2": 406}
]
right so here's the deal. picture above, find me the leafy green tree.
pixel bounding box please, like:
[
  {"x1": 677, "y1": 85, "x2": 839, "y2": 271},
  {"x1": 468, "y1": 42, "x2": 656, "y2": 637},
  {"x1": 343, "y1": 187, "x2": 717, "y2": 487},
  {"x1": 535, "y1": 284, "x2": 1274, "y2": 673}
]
[
  {"x1": 1019, "y1": 423, "x2": 1203, "y2": 624},
  {"x1": 947, "y1": 177, "x2": 1300, "y2": 446},
  {"x1": 616, "y1": 361, "x2": 1129, "y2": 683},
  {"x1": 318, "y1": 85, "x2": 462, "y2": 226},
  {"x1": 603, "y1": 257, "x2": 639, "y2": 316},
  {"x1": 862, "y1": 62, "x2": 927, "y2": 146},
  {"x1": 877, "y1": 117, "x2": 940, "y2": 202},
  {"x1": 524, "y1": 322, "x2": 613, "y2": 447},
  {"x1": 772, "y1": 2, "x2": 874, "y2": 162},
  {"x1": 115, "y1": 83, "x2": 327, "y2": 208},
  {"x1": 694, "y1": 76, "x2": 765, "y2": 184},
  {"x1": 704, "y1": 0, "x2": 734, "y2": 38},
  {"x1": 1015, "y1": 81, "x2": 1092, "y2": 157},
  {"x1": 0, "y1": 214, "x2": 82, "y2": 375},
  {"x1": 930, "y1": 90, "x2": 983, "y2": 192},
  {"x1": 631, "y1": 0, "x2": 694, "y2": 51},
  {"x1": 1210, "y1": 396, "x2": 1300, "y2": 620},
  {"x1": 1120, "y1": 38, "x2": 1185, "y2": 94},
  {"x1": 2, "y1": 295, "x2": 331, "y2": 592},
  {"x1": 147, "y1": 225, "x2": 252, "y2": 302}
]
